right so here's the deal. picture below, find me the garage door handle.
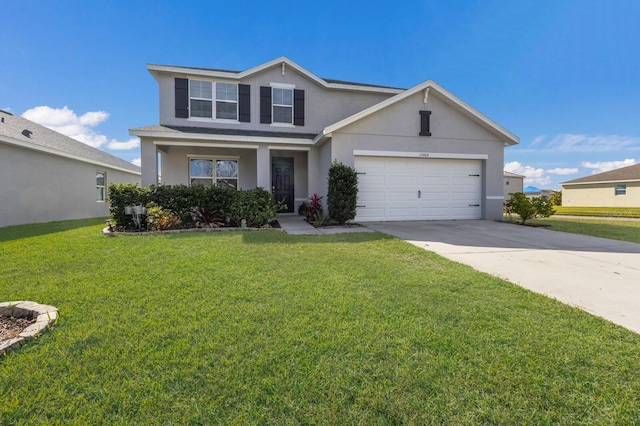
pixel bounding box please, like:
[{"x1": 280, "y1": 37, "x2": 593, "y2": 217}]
[
  {"x1": 418, "y1": 190, "x2": 421, "y2": 198},
  {"x1": 469, "y1": 204, "x2": 480, "y2": 207}
]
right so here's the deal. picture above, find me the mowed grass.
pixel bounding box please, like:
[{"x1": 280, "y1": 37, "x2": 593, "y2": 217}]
[
  {"x1": 528, "y1": 216, "x2": 640, "y2": 244},
  {"x1": 1, "y1": 219, "x2": 639, "y2": 424}
]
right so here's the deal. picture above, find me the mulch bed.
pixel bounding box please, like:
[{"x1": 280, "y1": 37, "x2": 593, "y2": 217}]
[{"x1": 0, "y1": 316, "x2": 36, "y2": 342}]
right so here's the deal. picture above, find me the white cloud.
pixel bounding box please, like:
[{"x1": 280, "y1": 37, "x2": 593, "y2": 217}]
[
  {"x1": 581, "y1": 159, "x2": 637, "y2": 174},
  {"x1": 504, "y1": 161, "x2": 551, "y2": 186},
  {"x1": 107, "y1": 138, "x2": 140, "y2": 150},
  {"x1": 530, "y1": 135, "x2": 547, "y2": 146},
  {"x1": 22, "y1": 106, "x2": 137, "y2": 151},
  {"x1": 131, "y1": 158, "x2": 141, "y2": 167},
  {"x1": 544, "y1": 134, "x2": 640, "y2": 153},
  {"x1": 546, "y1": 167, "x2": 579, "y2": 175}
]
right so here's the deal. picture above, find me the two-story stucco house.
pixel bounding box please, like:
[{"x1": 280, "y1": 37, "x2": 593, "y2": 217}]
[{"x1": 131, "y1": 57, "x2": 519, "y2": 222}]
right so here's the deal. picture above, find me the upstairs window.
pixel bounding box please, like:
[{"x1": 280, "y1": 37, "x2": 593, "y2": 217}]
[
  {"x1": 272, "y1": 87, "x2": 293, "y2": 124},
  {"x1": 216, "y1": 83, "x2": 238, "y2": 120},
  {"x1": 615, "y1": 184, "x2": 627, "y2": 196},
  {"x1": 189, "y1": 80, "x2": 213, "y2": 118},
  {"x1": 188, "y1": 80, "x2": 238, "y2": 120},
  {"x1": 96, "y1": 171, "x2": 106, "y2": 201}
]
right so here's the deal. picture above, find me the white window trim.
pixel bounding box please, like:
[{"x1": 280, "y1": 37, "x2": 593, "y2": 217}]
[
  {"x1": 270, "y1": 83, "x2": 295, "y2": 125},
  {"x1": 187, "y1": 155, "x2": 240, "y2": 188},
  {"x1": 96, "y1": 171, "x2": 106, "y2": 202},
  {"x1": 188, "y1": 79, "x2": 239, "y2": 122}
]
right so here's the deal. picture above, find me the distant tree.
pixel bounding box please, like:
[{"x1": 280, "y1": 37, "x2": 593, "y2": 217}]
[{"x1": 549, "y1": 191, "x2": 562, "y2": 206}]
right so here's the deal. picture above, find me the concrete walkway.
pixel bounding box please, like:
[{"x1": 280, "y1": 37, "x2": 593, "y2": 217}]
[
  {"x1": 277, "y1": 214, "x2": 374, "y2": 235},
  {"x1": 365, "y1": 220, "x2": 640, "y2": 334}
]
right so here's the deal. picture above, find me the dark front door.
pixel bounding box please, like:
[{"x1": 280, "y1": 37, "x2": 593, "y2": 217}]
[{"x1": 272, "y1": 157, "x2": 294, "y2": 212}]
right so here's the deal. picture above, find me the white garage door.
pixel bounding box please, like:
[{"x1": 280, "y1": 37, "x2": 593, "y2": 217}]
[{"x1": 355, "y1": 156, "x2": 482, "y2": 221}]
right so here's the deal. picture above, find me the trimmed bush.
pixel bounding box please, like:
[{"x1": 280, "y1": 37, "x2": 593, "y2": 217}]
[
  {"x1": 108, "y1": 184, "x2": 277, "y2": 231},
  {"x1": 327, "y1": 161, "x2": 358, "y2": 225}
]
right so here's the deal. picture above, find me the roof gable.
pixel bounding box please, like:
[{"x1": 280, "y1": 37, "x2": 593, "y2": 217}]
[
  {"x1": 0, "y1": 110, "x2": 140, "y2": 174},
  {"x1": 315, "y1": 80, "x2": 519, "y2": 146},
  {"x1": 147, "y1": 57, "x2": 404, "y2": 94},
  {"x1": 562, "y1": 163, "x2": 640, "y2": 185}
]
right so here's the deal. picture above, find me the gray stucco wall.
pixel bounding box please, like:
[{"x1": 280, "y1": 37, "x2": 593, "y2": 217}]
[
  {"x1": 0, "y1": 143, "x2": 140, "y2": 228},
  {"x1": 324, "y1": 90, "x2": 506, "y2": 220},
  {"x1": 155, "y1": 67, "x2": 394, "y2": 135}
]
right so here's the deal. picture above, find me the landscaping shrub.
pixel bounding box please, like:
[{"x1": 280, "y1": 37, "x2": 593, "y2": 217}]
[
  {"x1": 108, "y1": 184, "x2": 277, "y2": 230},
  {"x1": 228, "y1": 187, "x2": 278, "y2": 228},
  {"x1": 107, "y1": 183, "x2": 151, "y2": 230},
  {"x1": 327, "y1": 161, "x2": 358, "y2": 225},
  {"x1": 508, "y1": 192, "x2": 556, "y2": 224}
]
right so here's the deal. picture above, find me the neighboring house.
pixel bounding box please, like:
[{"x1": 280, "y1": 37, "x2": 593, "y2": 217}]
[
  {"x1": 0, "y1": 110, "x2": 140, "y2": 228},
  {"x1": 503, "y1": 171, "x2": 524, "y2": 201},
  {"x1": 561, "y1": 163, "x2": 640, "y2": 207},
  {"x1": 523, "y1": 185, "x2": 555, "y2": 199},
  {"x1": 131, "y1": 57, "x2": 519, "y2": 222}
]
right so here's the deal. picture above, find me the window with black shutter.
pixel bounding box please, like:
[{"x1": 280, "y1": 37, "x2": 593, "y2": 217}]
[
  {"x1": 419, "y1": 110, "x2": 432, "y2": 136},
  {"x1": 260, "y1": 86, "x2": 272, "y2": 123},
  {"x1": 294, "y1": 89, "x2": 305, "y2": 126},
  {"x1": 238, "y1": 84, "x2": 251, "y2": 122},
  {"x1": 175, "y1": 78, "x2": 189, "y2": 118}
]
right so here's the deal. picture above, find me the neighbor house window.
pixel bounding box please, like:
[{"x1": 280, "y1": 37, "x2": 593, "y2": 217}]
[
  {"x1": 189, "y1": 158, "x2": 238, "y2": 189},
  {"x1": 96, "y1": 171, "x2": 106, "y2": 201},
  {"x1": 615, "y1": 184, "x2": 627, "y2": 196},
  {"x1": 272, "y1": 87, "x2": 293, "y2": 124}
]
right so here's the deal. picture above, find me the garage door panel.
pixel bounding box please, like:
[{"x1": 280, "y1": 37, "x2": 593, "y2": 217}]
[
  {"x1": 355, "y1": 156, "x2": 482, "y2": 221},
  {"x1": 389, "y1": 175, "x2": 418, "y2": 186}
]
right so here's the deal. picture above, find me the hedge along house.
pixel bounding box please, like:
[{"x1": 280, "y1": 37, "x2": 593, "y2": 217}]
[
  {"x1": 131, "y1": 57, "x2": 519, "y2": 222},
  {"x1": 0, "y1": 110, "x2": 140, "y2": 228},
  {"x1": 561, "y1": 163, "x2": 640, "y2": 207}
]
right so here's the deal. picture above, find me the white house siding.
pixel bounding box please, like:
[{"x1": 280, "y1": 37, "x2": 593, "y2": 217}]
[
  {"x1": 562, "y1": 182, "x2": 640, "y2": 207},
  {"x1": 0, "y1": 143, "x2": 139, "y2": 228},
  {"x1": 324, "y1": 90, "x2": 506, "y2": 221}
]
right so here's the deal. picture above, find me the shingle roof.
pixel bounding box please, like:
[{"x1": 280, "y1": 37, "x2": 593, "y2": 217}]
[
  {"x1": 504, "y1": 171, "x2": 525, "y2": 178},
  {"x1": 562, "y1": 163, "x2": 640, "y2": 185},
  {"x1": 0, "y1": 110, "x2": 140, "y2": 174},
  {"x1": 131, "y1": 124, "x2": 317, "y2": 140}
]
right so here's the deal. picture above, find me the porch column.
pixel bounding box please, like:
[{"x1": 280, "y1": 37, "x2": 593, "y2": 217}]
[
  {"x1": 256, "y1": 145, "x2": 271, "y2": 191},
  {"x1": 140, "y1": 139, "x2": 158, "y2": 187}
]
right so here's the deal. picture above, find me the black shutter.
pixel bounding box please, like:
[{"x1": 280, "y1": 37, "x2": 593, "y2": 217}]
[
  {"x1": 175, "y1": 78, "x2": 189, "y2": 118},
  {"x1": 260, "y1": 86, "x2": 272, "y2": 123},
  {"x1": 419, "y1": 110, "x2": 432, "y2": 136},
  {"x1": 238, "y1": 84, "x2": 251, "y2": 122},
  {"x1": 293, "y1": 89, "x2": 305, "y2": 126}
]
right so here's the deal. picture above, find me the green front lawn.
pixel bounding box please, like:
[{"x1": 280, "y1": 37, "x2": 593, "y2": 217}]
[
  {"x1": 1, "y1": 219, "x2": 639, "y2": 424},
  {"x1": 528, "y1": 216, "x2": 640, "y2": 244}
]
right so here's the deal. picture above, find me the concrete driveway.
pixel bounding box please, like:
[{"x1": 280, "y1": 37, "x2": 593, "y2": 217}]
[{"x1": 365, "y1": 220, "x2": 640, "y2": 334}]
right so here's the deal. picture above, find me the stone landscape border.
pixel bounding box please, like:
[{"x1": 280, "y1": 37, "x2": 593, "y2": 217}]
[{"x1": 0, "y1": 301, "x2": 59, "y2": 356}]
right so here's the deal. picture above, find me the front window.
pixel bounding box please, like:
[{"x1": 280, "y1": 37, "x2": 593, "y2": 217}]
[
  {"x1": 615, "y1": 184, "x2": 627, "y2": 196},
  {"x1": 96, "y1": 171, "x2": 106, "y2": 201},
  {"x1": 272, "y1": 87, "x2": 293, "y2": 124},
  {"x1": 190, "y1": 158, "x2": 238, "y2": 189}
]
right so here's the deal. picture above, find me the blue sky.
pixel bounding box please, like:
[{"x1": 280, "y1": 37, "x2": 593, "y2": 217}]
[{"x1": 2, "y1": 0, "x2": 639, "y2": 189}]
